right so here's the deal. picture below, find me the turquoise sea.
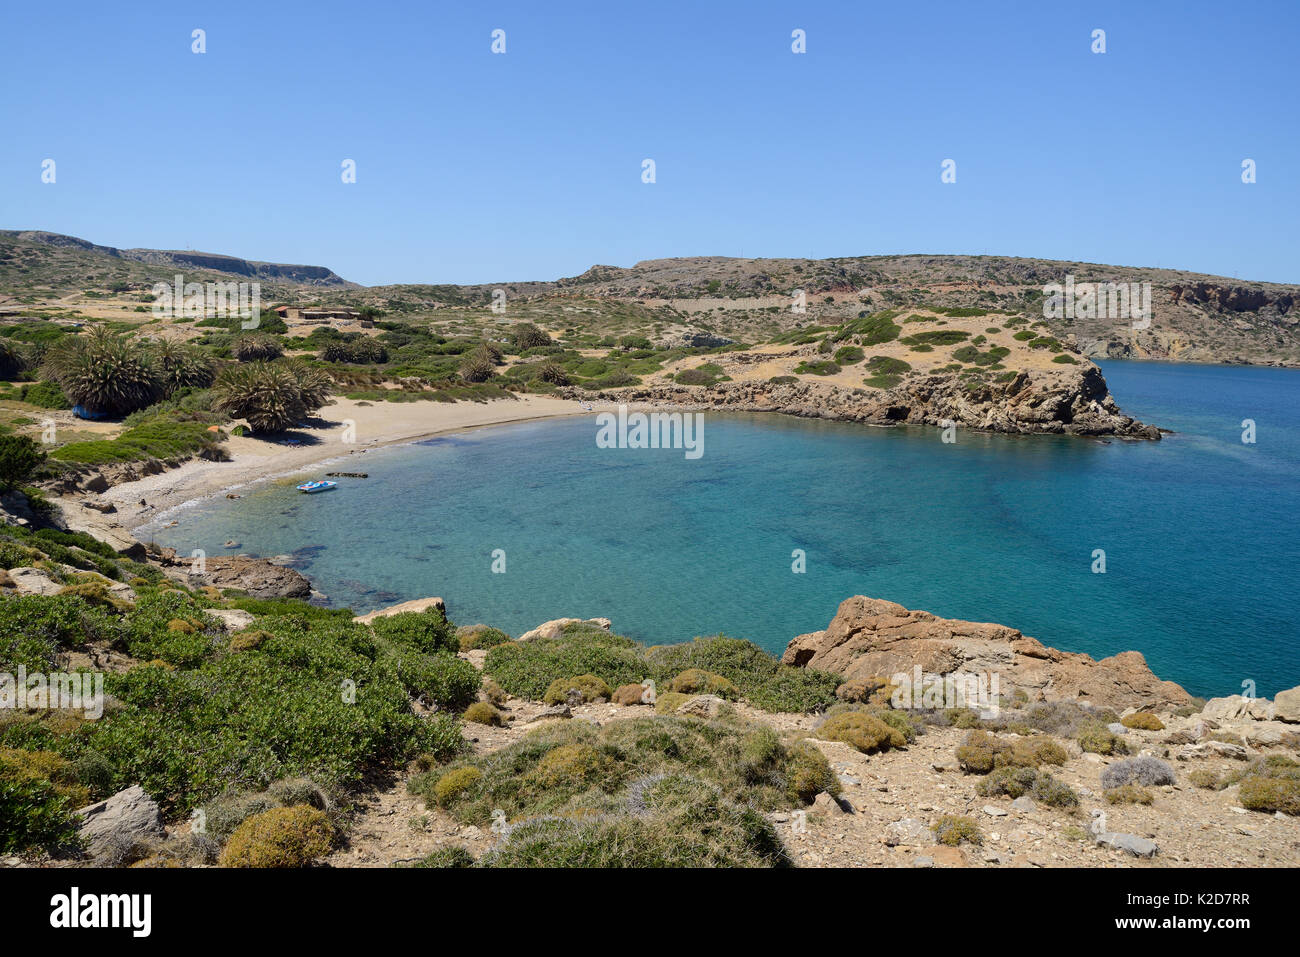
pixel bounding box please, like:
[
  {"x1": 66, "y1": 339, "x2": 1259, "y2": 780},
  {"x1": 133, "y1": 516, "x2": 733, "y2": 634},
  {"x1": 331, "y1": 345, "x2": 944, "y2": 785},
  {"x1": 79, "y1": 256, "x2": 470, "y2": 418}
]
[{"x1": 138, "y1": 361, "x2": 1300, "y2": 699}]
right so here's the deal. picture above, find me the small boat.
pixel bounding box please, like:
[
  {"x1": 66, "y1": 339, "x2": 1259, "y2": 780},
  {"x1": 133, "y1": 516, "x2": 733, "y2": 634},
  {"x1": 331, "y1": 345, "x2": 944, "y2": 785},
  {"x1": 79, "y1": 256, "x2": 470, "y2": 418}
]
[{"x1": 295, "y1": 480, "x2": 337, "y2": 494}]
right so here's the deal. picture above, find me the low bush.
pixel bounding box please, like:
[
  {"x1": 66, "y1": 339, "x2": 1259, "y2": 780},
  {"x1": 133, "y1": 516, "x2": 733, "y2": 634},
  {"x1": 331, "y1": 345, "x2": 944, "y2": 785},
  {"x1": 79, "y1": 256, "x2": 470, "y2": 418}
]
[
  {"x1": 218, "y1": 805, "x2": 334, "y2": 867},
  {"x1": 933, "y1": 815, "x2": 981, "y2": 846},
  {"x1": 1105, "y1": 784, "x2": 1154, "y2": 805},
  {"x1": 1236, "y1": 756, "x2": 1300, "y2": 815},
  {"x1": 1078, "y1": 721, "x2": 1128, "y2": 756},
  {"x1": 817, "y1": 711, "x2": 905, "y2": 754},
  {"x1": 665, "y1": 669, "x2": 737, "y2": 699},
  {"x1": 543, "y1": 674, "x2": 613, "y2": 705},
  {"x1": 1120, "y1": 712, "x2": 1165, "y2": 731},
  {"x1": 456, "y1": 624, "x2": 511, "y2": 652},
  {"x1": 433, "y1": 767, "x2": 483, "y2": 807},
  {"x1": 0, "y1": 747, "x2": 87, "y2": 854},
  {"x1": 1101, "y1": 756, "x2": 1176, "y2": 789},
  {"x1": 369, "y1": 608, "x2": 459, "y2": 656},
  {"x1": 463, "y1": 702, "x2": 505, "y2": 726}
]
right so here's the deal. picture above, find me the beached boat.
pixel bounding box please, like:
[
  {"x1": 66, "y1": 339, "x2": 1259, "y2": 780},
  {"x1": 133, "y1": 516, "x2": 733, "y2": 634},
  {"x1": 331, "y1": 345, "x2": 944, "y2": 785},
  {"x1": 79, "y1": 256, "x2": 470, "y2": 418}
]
[{"x1": 296, "y1": 480, "x2": 337, "y2": 494}]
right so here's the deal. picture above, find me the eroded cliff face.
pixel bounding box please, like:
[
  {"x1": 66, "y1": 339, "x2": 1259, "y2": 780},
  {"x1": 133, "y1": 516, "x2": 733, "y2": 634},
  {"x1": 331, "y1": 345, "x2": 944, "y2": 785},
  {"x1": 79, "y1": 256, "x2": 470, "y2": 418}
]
[
  {"x1": 567, "y1": 364, "x2": 1160, "y2": 439},
  {"x1": 782, "y1": 596, "x2": 1192, "y2": 712}
]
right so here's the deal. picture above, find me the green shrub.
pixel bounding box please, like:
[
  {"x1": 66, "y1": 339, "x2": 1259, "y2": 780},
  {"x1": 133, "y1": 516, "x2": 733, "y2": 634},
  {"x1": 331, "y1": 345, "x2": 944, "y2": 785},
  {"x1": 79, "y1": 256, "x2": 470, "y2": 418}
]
[
  {"x1": 1188, "y1": 769, "x2": 1221, "y2": 789},
  {"x1": 832, "y1": 345, "x2": 865, "y2": 365},
  {"x1": 817, "y1": 711, "x2": 905, "y2": 754},
  {"x1": 86, "y1": 614, "x2": 466, "y2": 815},
  {"x1": 1120, "y1": 712, "x2": 1165, "y2": 731},
  {"x1": 1237, "y1": 757, "x2": 1300, "y2": 815},
  {"x1": 485, "y1": 628, "x2": 647, "y2": 700},
  {"x1": 0, "y1": 747, "x2": 87, "y2": 854},
  {"x1": 433, "y1": 766, "x2": 483, "y2": 807},
  {"x1": 654, "y1": 691, "x2": 691, "y2": 714},
  {"x1": 933, "y1": 815, "x2": 981, "y2": 846},
  {"x1": 1106, "y1": 784, "x2": 1154, "y2": 805},
  {"x1": 385, "y1": 649, "x2": 480, "y2": 710},
  {"x1": 0, "y1": 435, "x2": 47, "y2": 491},
  {"x1": 218, "y1": 805, "x2": 334, "y2": 867},
  {"x1": 463, "y1": 702, "x2": 504, "y2": 726},
  {"x1": 793, "y1": 359, "x2": 839, "y2": 376},
  {"x1": 1078, "y1": 721, "x2": 1128, "y2": 756},
  {"x1": 456, "y1": 625, "x2": 511, "y2": 652},
  {"x1": 665, "y1": 669, "x2": 737, "y2": 699},
  {"x1": 1030, "y1": 773, "x2": 1079, "y2": 809},
  {"x1": 479, "y1": 778, "x2": 788, "y2": 868},
  {"x1": 783, "y1": 741, "x2": 839, "y2": 805},
  {"x1": 976, "y1": 765, "x2": 1038, "y2": 799},
  {"x1": 543, "y1": 674, "x2": 613, "y2": 705},
  {"x1": 369, "y1": 608, "x2": 459, "y2": 656}
]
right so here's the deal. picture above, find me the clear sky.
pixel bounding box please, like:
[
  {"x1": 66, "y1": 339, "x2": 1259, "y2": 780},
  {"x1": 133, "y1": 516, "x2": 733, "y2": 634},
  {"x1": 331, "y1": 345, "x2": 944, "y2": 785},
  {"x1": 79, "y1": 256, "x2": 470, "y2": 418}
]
[{"x1": 2, "y1": 0, "x2": 1296, "y2": 286}]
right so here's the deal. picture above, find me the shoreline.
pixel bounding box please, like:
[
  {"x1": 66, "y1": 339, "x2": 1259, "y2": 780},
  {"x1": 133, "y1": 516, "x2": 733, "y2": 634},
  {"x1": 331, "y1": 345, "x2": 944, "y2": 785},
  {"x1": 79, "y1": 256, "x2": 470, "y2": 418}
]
[{"x1": 56, "y1": 395, "x2": 598, "y2": 541}]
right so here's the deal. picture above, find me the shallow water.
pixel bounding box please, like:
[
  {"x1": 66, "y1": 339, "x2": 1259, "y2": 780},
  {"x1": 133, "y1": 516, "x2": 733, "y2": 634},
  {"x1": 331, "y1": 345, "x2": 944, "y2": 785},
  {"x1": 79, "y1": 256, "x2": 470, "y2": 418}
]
[{"x1": 139, "y1": 361, "x2": 1300, "y2": 699}]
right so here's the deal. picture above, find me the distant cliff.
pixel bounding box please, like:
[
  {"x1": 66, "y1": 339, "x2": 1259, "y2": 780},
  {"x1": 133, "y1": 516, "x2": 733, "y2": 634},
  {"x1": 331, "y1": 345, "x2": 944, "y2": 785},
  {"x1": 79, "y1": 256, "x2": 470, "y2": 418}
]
[{"x1": 0, "y1": 230, "x2": 354, "y2": 287}]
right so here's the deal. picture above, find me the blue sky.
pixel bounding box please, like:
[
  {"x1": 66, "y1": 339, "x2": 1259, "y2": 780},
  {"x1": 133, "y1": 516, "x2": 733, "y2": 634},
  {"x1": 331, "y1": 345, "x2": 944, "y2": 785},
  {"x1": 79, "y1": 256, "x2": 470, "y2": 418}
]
[{"x1": 2, "y1": 0, "x2": 1296, "y2": 286}]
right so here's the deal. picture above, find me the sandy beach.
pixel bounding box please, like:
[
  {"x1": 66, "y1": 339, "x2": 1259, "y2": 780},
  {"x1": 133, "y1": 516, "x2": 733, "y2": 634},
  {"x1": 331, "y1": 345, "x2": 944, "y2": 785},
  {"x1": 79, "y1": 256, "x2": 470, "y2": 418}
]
[{"x1": 59, "y1": 394, "x2": 592, "y2": 541}]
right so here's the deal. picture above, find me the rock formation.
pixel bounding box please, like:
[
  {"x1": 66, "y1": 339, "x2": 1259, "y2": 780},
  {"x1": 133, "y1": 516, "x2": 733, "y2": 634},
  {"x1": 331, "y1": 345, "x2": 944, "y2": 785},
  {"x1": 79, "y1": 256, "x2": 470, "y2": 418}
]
[
  {"x1": 782, "y1": 595, "x2": 1192, "y2": 711},
  {"x1": 568, "y1": 364, "x2": 1159, "y2": 439}
]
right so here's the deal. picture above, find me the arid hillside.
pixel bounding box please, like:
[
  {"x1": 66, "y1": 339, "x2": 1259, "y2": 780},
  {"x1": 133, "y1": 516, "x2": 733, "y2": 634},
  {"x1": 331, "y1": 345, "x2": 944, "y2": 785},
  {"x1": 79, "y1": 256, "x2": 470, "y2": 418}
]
[{"x1": 2, "y1": 232, "x2": 1296, "y2": 366}]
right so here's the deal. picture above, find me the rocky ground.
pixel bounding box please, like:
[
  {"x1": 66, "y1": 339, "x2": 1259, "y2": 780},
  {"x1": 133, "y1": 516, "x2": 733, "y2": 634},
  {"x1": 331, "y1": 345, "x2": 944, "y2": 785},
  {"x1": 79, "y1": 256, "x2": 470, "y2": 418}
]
[{"x1": 325, "y1": 681, "x2": 1300, "y2": 869}]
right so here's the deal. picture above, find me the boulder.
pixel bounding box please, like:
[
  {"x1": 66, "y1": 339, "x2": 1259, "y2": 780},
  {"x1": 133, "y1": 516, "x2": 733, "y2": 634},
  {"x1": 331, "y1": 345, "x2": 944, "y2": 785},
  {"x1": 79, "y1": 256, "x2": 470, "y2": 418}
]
[
  {"x1": 1274, "y1": 685, "x2": 1300, "y2": 724},
  {"x1": 1178, "y1": 741, "x2": 1250, "y2": 761},
  {"x1": 517, "y1": 617, "x2": 612, "y2": 642},
  {"x1": 883, "y1": 817, "x2": 930, "y2": 847},
  {"x1": 188, "y1": 556, "x2": 311, "y2": 599},
  {"x1": 353, "y1": 596, "x2": 446, "y2": 624},
  {"x1": 812, "y1": 792, "x2": 847, "y2": 815},
  {"x1": 7, "y1": 566, "x2": 63, "y2": 597},
  {"x1": 1202, "y1": 695, "x2": 1253, "y2": 722},
  {"x1": 208, "y1": 608, "x2": 258, "y2": 632},
  {"x1": 781, "y1": 596, "x2": 1192, "y2": 711},
  {"x1": 675, "y1": 694, "x2": 727, "y2": 719},
  {"x1": 76, "y1": 785, "x2": 166, "y2": 864},
  {"x1": 1095, "y1": 831, "x2": 1158, "y2": 858}
]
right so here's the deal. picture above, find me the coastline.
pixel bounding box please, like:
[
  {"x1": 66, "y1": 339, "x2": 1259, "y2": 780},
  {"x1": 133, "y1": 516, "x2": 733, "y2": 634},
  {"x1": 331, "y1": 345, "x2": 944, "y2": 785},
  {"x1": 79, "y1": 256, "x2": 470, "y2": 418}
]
[{"x1": 57, "y1": 394, "x2": 594, "y2": 540}]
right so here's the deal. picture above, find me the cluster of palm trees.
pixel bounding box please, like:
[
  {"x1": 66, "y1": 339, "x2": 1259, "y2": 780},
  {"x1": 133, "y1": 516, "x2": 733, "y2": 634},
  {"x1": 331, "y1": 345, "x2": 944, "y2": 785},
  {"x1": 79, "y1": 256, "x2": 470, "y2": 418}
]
[{"x1": 39, "y1": 328, "x2": 330, "y2": 433}]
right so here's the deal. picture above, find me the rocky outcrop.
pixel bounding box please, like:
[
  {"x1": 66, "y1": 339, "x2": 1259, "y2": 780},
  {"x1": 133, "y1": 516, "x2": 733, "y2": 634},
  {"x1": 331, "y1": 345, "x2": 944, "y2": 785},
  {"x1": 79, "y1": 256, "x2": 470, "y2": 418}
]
[
  {"x1": 517, "y1": 617, "x2": 613, "y2": 642},
  {"x1": 178, "y1": 555, "x2": 311, "y2": 599},
  {"x1": 566, "y1": 365, "x2": 1159, "y2": 439},
  {"x1": 353, "y1": 596, "x2": 447, "y2": 624},
  {"x1": 782, "y1": 596, "x2": 1192, "y2": 711},
  {"x1": 1275, "y1": 686, "x2": 1300, "y2": 724},
  {"x1": 76, "y1": 785, "x2": 167, "y2": 865}
]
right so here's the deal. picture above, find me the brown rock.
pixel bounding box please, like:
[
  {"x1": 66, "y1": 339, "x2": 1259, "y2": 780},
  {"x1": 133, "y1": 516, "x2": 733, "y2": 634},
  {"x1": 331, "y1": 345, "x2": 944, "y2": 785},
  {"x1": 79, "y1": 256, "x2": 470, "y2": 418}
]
[
  {"x1": 517, "y1": 617, "x2": 612, "y2": 642},
  {"x1": 189, "y1": 556, "x2": 312, "y2": 599},
  {"x1": 353, "y1": 596, "x2": 446, "y2": 624},
  {"x1": 782, "y1": 596, "x2": 1192, "y2": 711}
]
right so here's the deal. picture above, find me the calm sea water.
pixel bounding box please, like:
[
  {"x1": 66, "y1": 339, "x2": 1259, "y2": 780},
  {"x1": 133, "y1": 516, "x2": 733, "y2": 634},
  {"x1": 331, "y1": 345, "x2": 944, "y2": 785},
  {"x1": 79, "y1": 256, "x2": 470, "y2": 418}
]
[{"x1": 139, "y1": 361, "x2": 1300, "y2": 699}]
